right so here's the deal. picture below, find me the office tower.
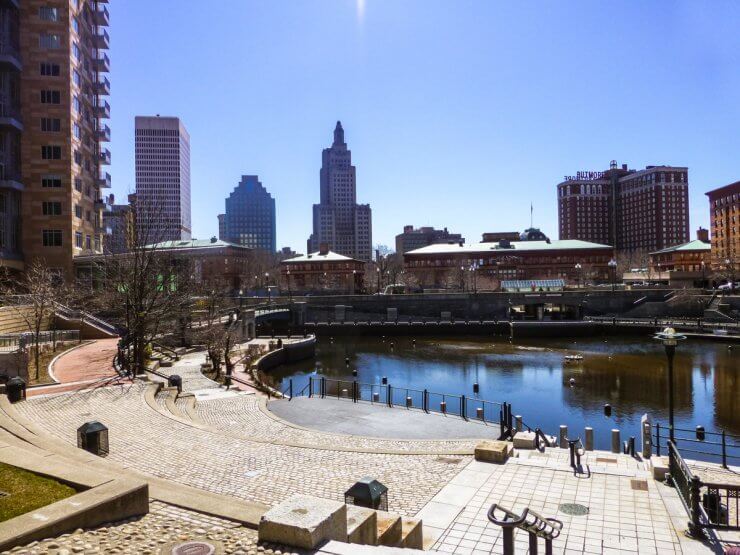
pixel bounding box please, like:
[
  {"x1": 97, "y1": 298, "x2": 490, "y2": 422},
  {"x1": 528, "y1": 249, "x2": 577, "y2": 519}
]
[
  {"x1": 557, "y1": 161, "x2": 689, "y2": 252},
  {"x1": 222, "y1": 175, "x2": 275, "y2": 252},
  {"x1": 706, "y1": 180, "x2": 740, "y2": 272},
  {"x1": 307, "y1": 121, "x2": 372, "y2": 261},
  {"x1": 396, "y1": 225, "x2": 464, "y2": 254},
  {"x1": 0, "y1": 0, "x2": 111, "y2": 277},
  {"x1": 134, "y1": 115, "x2": 190, "y2": 243}
]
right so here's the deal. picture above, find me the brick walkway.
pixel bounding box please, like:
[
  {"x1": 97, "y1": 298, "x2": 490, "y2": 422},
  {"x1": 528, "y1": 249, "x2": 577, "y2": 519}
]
[{"x1": 27, "y1": 338, "x2": 121, "y2": 398}]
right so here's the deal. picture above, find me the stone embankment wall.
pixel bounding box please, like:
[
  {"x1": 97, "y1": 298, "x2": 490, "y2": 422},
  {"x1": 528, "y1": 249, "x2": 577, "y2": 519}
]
[{"x1": 255, "y1": 336, "x2": 316, "y2": 372}]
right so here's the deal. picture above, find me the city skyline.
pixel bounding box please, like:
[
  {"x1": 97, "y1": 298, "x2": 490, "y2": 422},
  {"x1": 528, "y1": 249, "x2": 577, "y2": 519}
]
[{"x1": 105, "y1": 1, "x2": 740, "y2": 252}]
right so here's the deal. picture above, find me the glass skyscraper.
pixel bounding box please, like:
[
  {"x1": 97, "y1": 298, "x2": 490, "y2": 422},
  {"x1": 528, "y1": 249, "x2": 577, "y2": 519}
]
[{"x1": 223, "y1": 175, "x2": 276, "y2": 252}]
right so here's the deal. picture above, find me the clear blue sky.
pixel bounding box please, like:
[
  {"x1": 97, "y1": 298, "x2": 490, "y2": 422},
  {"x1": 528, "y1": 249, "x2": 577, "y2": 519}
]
[{"x1": 108, "y1": 1, "x2": 740, "y2": 252}]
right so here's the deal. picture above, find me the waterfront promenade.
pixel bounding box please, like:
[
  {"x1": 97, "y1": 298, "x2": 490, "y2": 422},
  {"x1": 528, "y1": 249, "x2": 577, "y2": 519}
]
[{"x1": 1, "y1": 341, "x2": 737, "y2": 553}]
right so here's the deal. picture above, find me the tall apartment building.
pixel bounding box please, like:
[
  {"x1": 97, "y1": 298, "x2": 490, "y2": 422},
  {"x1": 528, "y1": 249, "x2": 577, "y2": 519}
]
[
  {"x1": 705, "y1": 180, "x2": 739, "y2": 273},
  {"x1": 103, "y1": 192, "x2": 134, "y2": 254},
  {"x1": 222, "y1": 175, "x2": 275, "y2": 252},
  {"x1": 395, "y1": 225, "x2": 464, "y2": 254},
  {"x1": 558, "y1": 161, "x2": 689, "y2": 252},
  {"x1": 0, "y1": 0, "x2": 111, "y2": 277},
  {"x1": 134, "y1": 115, "x2": 190, "y2": 243},
  {"x1": 307, "y1": 121, "x2": 372, "y2": 261}
]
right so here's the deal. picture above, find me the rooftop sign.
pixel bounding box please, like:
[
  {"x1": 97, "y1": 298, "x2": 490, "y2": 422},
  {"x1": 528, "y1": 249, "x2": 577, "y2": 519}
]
[{"x1": 563, "y1": 170, "x2": 605, "y2": 182}]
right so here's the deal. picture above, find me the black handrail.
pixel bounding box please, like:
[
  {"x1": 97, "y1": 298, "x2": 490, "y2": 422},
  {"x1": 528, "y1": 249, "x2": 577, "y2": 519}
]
[
  {"x1": 488, "y1": 503, "x2": 562, "y2": 555},
  {"x1": 654, "y1": 422, "x2": 739, "y2": 468}
]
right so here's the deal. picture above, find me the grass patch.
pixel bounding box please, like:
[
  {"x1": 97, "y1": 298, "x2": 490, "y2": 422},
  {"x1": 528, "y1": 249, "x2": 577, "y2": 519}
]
[
  {"x1": 0, "y1": 462, "x2": 76, "y2": 522},
  {"x1": 27, "y1": 341, "x2": 79, "y2": 385}
]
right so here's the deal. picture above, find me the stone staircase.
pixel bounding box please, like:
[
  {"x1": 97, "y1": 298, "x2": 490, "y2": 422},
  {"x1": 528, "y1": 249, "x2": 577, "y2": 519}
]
[
  {"x1": 259, "y1": 494, "x2": 424, "y2": 552},
  {"x1": 150, "y1": 344, "x2": 186, "y2": 367}
]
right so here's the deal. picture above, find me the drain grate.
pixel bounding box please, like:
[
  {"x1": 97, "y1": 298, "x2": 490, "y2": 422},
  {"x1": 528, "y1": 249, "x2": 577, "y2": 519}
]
[
  {"x1": 171, "y1": 541, "x2": 216, "y2": 555},
  {"x1": 631, "y1": 479, "x2": 648, "y2": 491},
  {"x1": 559, "y1": 503, "x2": 589, "y2": 516}
]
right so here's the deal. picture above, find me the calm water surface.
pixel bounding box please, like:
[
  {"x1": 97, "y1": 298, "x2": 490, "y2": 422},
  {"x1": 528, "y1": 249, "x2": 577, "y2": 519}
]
[{"x1": 272, "y1": 335, "x2": 739, "y2": 453}]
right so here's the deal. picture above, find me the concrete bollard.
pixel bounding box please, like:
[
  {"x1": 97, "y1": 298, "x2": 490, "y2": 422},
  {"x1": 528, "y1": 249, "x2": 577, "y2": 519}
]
[
  {"x1": 611, "y1": 429, "x2": 621, "y2": 454},
  {"x1": 559, "y1": 425, "x2": 568, "y2": 448},
  {"x1": 641, "y1": 414, "x2": 652, "y2": 459},
  {"x1": 406, "y1": 396, "x2": 412, "y2": 408},
  {"x1": 476, "y1": 407, "x2": 484, "y2": 420},
  {"x1": 584, "y1": 427, "x2": 594, "y2": 451},
  {"x1": 372, "y1": 392, "x2": 379, "y2": 402},
  {"x1": 341, "y1": 388, "x2": 348, "y2": 397},
  {"x1": 515, "y1": 415, "x2": 523, "y2": 432},
  {"x1": 440, "y1": 401, "x2": 447, "y2": 414}
]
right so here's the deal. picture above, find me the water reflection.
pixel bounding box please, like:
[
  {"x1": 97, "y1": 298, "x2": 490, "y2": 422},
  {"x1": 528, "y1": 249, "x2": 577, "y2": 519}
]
[{"x1": 272, "y1": 335, "x2": 740, "y2": 446}]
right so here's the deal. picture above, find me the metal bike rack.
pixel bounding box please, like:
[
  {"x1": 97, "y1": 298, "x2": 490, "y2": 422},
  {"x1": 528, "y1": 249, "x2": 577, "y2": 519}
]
[{"x1": 488, "y1": 504, "x2": 563, "y2": 555}]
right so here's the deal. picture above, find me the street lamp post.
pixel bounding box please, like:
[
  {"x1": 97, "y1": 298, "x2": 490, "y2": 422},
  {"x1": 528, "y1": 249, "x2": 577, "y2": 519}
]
[
  {"x1": 286, "y1": 270, "x2": 292, "y2": 300},
  {"x1": 352, "y1": 269, "x2": 356, "y2": 295},
  {"x1": 700, "y1": 260, "x2": 706, "y2": 290},
  {"x1": 376, "y1": 267, "x2": 380, "y2": 294},
  {"x1": 264, "y1": 272, "x2": 270, "y2": 302},
  {"x1": 726, "y1": 258, "x2": 735, "y2": 291},
  {"x1": 608, "y1": 259, "x2": 617, "y2": 293},
  {"x1": 654, "y1": 327, "x2": 686, "y2": 443},
  {"x1": 575, "y1": 263, "x2": 582, "y2": 289}
]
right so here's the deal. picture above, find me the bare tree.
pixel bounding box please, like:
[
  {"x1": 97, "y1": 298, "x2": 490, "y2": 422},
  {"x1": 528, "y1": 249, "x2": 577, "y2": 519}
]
[{"x1": 0, "y1": 260, "x2": 61, "y2": 380}]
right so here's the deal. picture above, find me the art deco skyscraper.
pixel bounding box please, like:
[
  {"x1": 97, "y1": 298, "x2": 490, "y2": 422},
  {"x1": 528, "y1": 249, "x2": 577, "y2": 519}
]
[
  {"x1": 134, "y1": 116, "x2": 191, "y2": 243},
  {"x1": 307, "y1": 121, "x2": 372, "y2": 261},
  {"x1": 223, "y1": 175, "x2": 275, "y2": 252},
  {"x1": 0, "y1": 0, "x2": 111, "y2": 278}
]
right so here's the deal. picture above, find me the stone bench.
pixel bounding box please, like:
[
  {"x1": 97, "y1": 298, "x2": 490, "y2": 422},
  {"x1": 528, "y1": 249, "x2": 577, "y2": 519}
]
[
  {"x1": 474, "y1": 440, "x2": 511, "y2": 463},
  {"x1": 258, "y1": 495, "x2": 346, "y2": 549}
]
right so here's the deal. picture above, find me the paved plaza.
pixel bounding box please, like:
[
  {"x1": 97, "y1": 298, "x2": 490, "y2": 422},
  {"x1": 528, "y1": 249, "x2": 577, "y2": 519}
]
[{"x1": 4, "y1": 340, "x2": 738, "y2": 553}]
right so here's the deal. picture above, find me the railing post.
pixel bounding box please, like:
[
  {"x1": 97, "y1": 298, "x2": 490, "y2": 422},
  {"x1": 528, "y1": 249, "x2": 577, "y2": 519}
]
[
  {"x1": 529, "y1": 531, "x2": 538, "y2": 555},
  {"x1": 353, "y1": 380, "x2": 357, "y2": 403},
  {"x1": 387, "y1": 384, "x2": 392, "y2": 407},
  {"x1": 308, "y1": 376, "x2": 313, "y2": 398},
  {"x1": 500, "y1": 407, "x2": 505, "y2": 439},
  {"x1": 656, "y1": 423, "x2": 661, "y2": 457},
  {"x1": 461, "y1": 395, "x2": 466, "y2": 419},
  {"x1": 423, "y1": 389, "x2": 428, "y2": 413},
  {"x1": 689, "y1": 475, "x2": 702, "y2": 536},
  {"x1": 321, "y1": 376, "x2": 326, "y2": 398},
  {"x1": 289, "y1": 379, "x2": 293, "y2": 400},
  {"x1": 721, "y1": 430, "x2": 727, "y2": 469}
]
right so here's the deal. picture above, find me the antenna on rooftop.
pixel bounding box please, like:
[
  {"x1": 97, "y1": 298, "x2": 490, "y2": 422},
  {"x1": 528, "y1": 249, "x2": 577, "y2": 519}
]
[{"x1": 530, "y1": 202, "x2": 533, "y2": 229}]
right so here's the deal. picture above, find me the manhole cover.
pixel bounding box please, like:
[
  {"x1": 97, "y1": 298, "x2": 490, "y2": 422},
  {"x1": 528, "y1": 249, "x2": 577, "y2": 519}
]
[
  {"x1": 171, "y1": 541, "x2": 216, "y2": 555},
  {"x1": 631, "y1": 479, "x2": 648, "y2": 491},
  {"x1": 559, "y1": 503, "x2": 589, "y2": 516}
]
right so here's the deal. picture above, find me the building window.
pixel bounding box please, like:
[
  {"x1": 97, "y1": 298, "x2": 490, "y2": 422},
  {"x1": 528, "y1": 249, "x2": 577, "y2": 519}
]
[
  {"x1": 72, "y1": 17, "x2": 79, "y2": 33},
  {"x1": 41, "y1": 90, "x2": 61, "y2": 104},
  {"x1": 73, "y1": 96, "x2": 81, "y2": 112},
  {"x1": 74, "y1": 178, "x2": 82, "y2": 192},
  {"x1": 85, "y1": 235, "x2": 91, "y2": 250},
  {"x1": 42, "y1": 201, "x2": 62, "y2": 216},
  {"x1": 73, "y1": 42, "x2": 81, "y2": 60},
  {"x1": 43, "y1": 229, "x2": 63, "y2": 247},
  {"x1": 39, "y1": 7, "x2": 59, "y2": 21},
  {"x1": 74, "y1": 150, "x2": 82, "y2": 165},
  {"x1": 42, "y1": 175, "x2": 62, "y2": 188},
  {"x1": 73, "y1": 123, "x2": 81, "y2": 139},
  {"x1": 40, "y1": 62, "x2": 60, "y2": 76},
  {"x1": 41, "y1": 118, "x2": 61, "y2": 132},
  {"x1": 39, "y1": 33, "x2": 62, "y2": 49},
  {"x1": 41, "y1": 146, "x2": 62, "y2": 159},
  {"x1": 73, "y1": 70, "x2": 81, "y2": 86},
  {"x1": 75, "y1": 231, "x2": 83, "y2": 248},
  {"x1": 74, "y1": 204, "x2": 82, "y2": 218}
]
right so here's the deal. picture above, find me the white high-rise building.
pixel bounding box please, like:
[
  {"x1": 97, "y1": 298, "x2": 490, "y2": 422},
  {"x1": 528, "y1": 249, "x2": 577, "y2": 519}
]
[
  {"x1": 307, "y1": 121, "x2": 372, "y2": 261},
  {"x1": 135, "y1": 116, "x2": 191, "y2": 243}
]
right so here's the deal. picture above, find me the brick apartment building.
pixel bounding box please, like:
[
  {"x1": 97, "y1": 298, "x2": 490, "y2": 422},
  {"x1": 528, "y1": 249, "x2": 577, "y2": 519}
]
[
  {"x1": 558, "y1": 161, "x2": 689, "y2": 253},
  {"x1": 705, "y1": 180, "x2": 739, "y2": 278},
  {"x1": 395, "y1": 225, "x2": 464, "y2": 254},
  {"x1": 0, "y1": 0, "x2": 111, "y2": 278}
]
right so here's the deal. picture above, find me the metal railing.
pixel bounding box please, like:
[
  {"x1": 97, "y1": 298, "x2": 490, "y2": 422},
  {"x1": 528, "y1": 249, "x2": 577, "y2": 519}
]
[
  {"x1": 0, "y1": 329, "x2": 80, "y2": 351},
  {"x1": 289, "y1": 375, "x2": 522, "y2": 440},
  {"x1": 668, "y1": 440, "x2": 740, "y2": 534},
  {"x1": 487, "y1": 503, "x2": 563, "y2": 554},
  {"x1": 654, "y1": 423, "x2": 740, "y2": 469}
]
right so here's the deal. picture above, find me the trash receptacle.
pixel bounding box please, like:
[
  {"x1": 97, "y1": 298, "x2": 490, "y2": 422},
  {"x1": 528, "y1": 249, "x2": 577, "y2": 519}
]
[
  {"x1": 6, "y1": 377, "x2": 26, "y2": 403},
  {"x1": 77, "y1": 421, "x2": 109, "y2": 456},
  {"x1": 168, "y1": 374, "x2": 182, "y2": 394}
]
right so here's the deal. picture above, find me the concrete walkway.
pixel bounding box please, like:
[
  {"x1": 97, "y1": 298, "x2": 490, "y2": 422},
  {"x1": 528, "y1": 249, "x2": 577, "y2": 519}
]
[{"x1": 268, "y1": 397, "x2": 501, "y2": 440}]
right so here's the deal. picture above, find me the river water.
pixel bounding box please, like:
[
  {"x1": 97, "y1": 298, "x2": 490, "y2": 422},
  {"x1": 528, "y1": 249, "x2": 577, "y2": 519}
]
[{"x1": 271, "y1": 335, "x2": 739, "y2": 455}]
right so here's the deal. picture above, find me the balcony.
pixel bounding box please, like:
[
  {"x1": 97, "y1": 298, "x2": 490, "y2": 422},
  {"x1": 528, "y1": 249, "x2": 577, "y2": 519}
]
[
  {"x1": 95, "y1": 100, "x2": 110, "y2": 119},
  {"x1": 94, "y1": 53, "x2": 110, "y2": 73},
  {"x1": 94, "y1": 29, "x2": 109, "y2": 50},
  {"x1": 98, "y1": 149, "x2": 111, "y2": 166},
  {"x1": 95, "y1": 196, "x2": 112, "y2": 212},
  {"x1": 97, "y1": 124, "x2": 111, "y2": 142},
  {"x1": 0, "y1": 104, "x2": 22, "y2": 131},
  {"x1": 97, "y1": 172, "x2": 111, "y2": 188},
  {"x1": 95, "y1": 77, "x2": 110, "y2": 96},
  {"x1": 94, "y1": 5, "x2": 109, "y2": 26},
  {"x1": 0, "y1": 41, "x2": 22, "y2": 72}
]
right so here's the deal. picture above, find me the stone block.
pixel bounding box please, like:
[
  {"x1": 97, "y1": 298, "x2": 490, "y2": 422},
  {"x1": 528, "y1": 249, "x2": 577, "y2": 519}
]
[
  {"x1": 400, "y1": 517, "x2": 423, "y2": 549},
  {"x1": 375, "y1": 511, "x2": 402, "y2": 547},
  {"x1": 346, "y1": 505, "x2": 377, "y2": 545},
  {"x1": 512, "y1": 431, "x2": 555, "y2": 450},
  {"x1": 650, "y1": 456, "x2": 669, "y2": 481},
  {"x1": 258, "y1": 495, "x2": 347, "y2": 549},
  {"x1": 474, "y1": 440, "x2": 510, "y2": 463}
]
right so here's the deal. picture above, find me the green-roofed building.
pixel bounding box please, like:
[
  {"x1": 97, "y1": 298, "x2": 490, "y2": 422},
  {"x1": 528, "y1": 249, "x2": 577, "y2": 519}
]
[{"x1": 647, "y1": 230, "x2": 711, "y2": 288}]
